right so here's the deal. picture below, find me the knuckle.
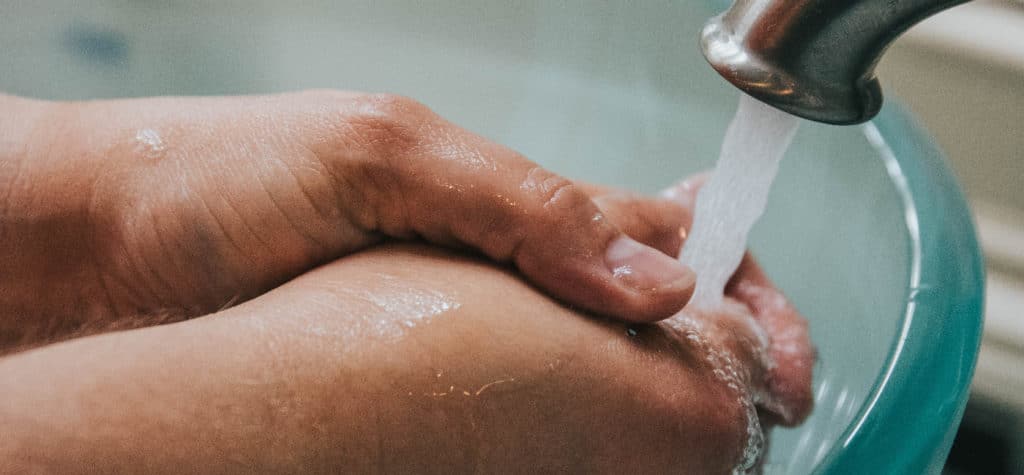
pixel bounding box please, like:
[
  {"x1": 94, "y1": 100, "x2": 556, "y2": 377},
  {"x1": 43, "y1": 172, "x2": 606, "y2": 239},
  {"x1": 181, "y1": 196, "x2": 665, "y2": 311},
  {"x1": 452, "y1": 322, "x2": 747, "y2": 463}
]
[
  {"x1": 511, "y1": 166, "x2": 603, "y2": 260},
  {"x1": 313, "y1": 92, "x2": 436, "y2": 163},
  {"x1": 358, "y1": 93, "x2": 432, "y2": 119},
  {"x1": 345, "y1": 93, "x2": 433, "y2": 149},
  {"x1": 520, "y1": 166, "x2": 588, "y2": 216},
  {"x1": 321, "y1": 93, "x2": 439, "y2": 232}
]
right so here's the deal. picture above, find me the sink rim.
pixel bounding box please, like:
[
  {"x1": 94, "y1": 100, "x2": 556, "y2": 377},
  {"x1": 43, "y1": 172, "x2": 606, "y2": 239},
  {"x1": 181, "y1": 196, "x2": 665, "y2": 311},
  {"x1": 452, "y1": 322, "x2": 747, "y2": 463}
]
[{"x1": 808, "y1": 100, "x2": 984, "y2": 474}]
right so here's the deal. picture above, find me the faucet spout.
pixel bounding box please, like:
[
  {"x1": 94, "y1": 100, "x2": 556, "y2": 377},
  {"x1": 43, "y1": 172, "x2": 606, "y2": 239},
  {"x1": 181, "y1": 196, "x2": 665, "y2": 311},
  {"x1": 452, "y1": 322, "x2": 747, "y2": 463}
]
[{"x1": 701, "y1": 0, "x2": 972, "y2": 125}]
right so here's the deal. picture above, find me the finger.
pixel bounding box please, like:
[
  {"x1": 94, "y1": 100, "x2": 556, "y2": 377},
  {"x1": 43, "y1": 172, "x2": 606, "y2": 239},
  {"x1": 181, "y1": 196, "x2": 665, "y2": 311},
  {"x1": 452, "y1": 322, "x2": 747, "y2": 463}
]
[
  {"x1": 660, "y1": 172, "x2": 792, "y2": 307},
  {"x1": 727, "y1": 256, "x2": 815, "y2": 426},
  {"x1": 449, "y1": 167, "x2": 696, "y2": 323},
  {"x1": 658, "y1": 172, "x2": 710, "y2": 222},
  {"x1": 590, "y1": 192, "x2": 690, "y2": 258},
  {"x1": 661, "y1": 173, "x2": 813, "y2": 424},
  {"x1": 371, "y1": 107, "x2": 696, "y2": 323}
]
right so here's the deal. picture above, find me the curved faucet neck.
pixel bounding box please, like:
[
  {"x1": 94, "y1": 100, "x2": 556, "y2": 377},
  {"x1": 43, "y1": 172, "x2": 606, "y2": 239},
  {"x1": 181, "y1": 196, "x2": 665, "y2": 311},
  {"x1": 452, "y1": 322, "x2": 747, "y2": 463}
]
[{"x1": 701, "y1": 0, "x2": 972, "y2": 125}]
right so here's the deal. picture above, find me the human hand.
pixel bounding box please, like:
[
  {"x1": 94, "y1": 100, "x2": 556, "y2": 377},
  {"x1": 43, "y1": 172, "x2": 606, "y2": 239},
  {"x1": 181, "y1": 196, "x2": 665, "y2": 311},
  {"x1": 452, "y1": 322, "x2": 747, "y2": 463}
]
[
  {"x1": 661, "y1": 175, "x2": 815, "y2": 426},
  {"x1": 1, "y1": 91, "x2": 700, "y2": 349},
  {"x1": 0, "y1": 240, "x2": 813, "y2": 474},
  {"x1": 1, "y1": 171, "x2": 814, "y2": 472}
]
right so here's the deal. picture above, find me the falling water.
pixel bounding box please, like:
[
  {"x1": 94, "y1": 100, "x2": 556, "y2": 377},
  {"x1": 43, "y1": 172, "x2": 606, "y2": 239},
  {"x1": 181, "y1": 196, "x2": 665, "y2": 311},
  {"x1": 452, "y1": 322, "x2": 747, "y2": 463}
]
[{"x1": 679, "y1": 94, "x2": 800, "y2": 308}]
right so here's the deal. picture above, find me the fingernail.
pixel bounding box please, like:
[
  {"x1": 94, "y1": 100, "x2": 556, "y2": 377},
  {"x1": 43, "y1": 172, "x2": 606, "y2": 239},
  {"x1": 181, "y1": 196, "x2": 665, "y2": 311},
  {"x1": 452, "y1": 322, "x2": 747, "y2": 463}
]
[{"x1": 605, "y1": 236, "x2": 696, "y2": 292}]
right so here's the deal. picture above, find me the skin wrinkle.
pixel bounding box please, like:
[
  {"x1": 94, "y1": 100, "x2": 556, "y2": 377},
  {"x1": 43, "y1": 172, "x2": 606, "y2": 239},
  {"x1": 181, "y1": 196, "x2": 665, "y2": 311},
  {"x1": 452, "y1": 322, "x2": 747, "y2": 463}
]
[
  {"x1": 336, "y1": 119, "x2": 409, "y2": 238},
  {"x1": 197, "y1": 119, "x2": 332, "y2": 275},
  {"x1": 87, "y1": 250, "x2": 124, "y2": 322},
  {"x1": 422, "y1": 122, "x2": 496, "y2": 172},
  {"x1": 0, "y1": 99, "x2": 46, "y2": 263},
  {"x1": 167, "y1": 134, "x2": 269, "y2": 277},
  {"x1": 142, "y1": 203, "x2": 190, "y2": 308},
  {"x1": 82, "y1": 148, "x2": 157, "y2": 316},
  {"x1": 196, "y1": 188, "x2": 262, "y2": 275},
  {"x1": 105, "y1": 207, "x2": 165, "y2": 311},
  {"x1": 189, "y1": 171, "x2": 257, "y2": 281},
  {"x1": 128, "y1": 125, "x2": 220, "y2": 305},
  {"x1": 260, "y1": 116, "x2": 345, "y2": 243},
  {"x1": 304, "y1": 121, "x2": 381, "y2": 239},
  {"x1": 266, "y1": 154, "x2": 336, "y2": 253},
  {"x1": 462, "y1": 192, "x2": 527, "y2": 262},
  {"x1": 351, "y1": 95, "x2": 485, "y2": 243},
  {"x1": 252, "y1": 151, "x2": 331, "y2": 255},
  {"x1": 167, "y1": 194, "x2": 232, "y2": 308},
  {"x1": 538, "y1": 176, "x2": 577, "y2": 214},
  {"x1": 510, "y1": 167, "x2": 575, "y2": 260},
  {"x1": 369, "y1": 136, "x2": 416, "y2": 242},
  {"x1": 0, "y1": 139, "x2": 25, "y2": 231},
  {"x1": 525, "y1": 173, "x2": 607, "y2": 261},
  {"x1": 158, "y1": 175, "x2": 225, "y2": 290},
  {"x1": 217, "y1": 179, "x2": 280, "y2": 260},
  {"x1": 288, "y1": 146, "x2": 345, "y2": 229}
]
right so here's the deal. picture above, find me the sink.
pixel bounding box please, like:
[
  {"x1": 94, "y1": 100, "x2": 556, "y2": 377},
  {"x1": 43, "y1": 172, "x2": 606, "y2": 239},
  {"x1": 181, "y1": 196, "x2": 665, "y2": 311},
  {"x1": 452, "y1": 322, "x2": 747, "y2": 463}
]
[{"x1": 0, "y1": 1, "x2": 985, "y2": 472}]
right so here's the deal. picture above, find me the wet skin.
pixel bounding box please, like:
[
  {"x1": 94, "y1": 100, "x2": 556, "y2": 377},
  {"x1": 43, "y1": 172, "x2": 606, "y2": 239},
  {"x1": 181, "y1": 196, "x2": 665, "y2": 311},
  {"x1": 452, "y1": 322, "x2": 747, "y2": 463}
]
[
  {"x1": 0, "y1": 91, "x2": 814, "y2": 473},
  {"x1": 0, "y1": 243, "x2": 813, "y2": 474},
  {"x1": 0, "y1": 90, "x2": 699, "y2": 350}
]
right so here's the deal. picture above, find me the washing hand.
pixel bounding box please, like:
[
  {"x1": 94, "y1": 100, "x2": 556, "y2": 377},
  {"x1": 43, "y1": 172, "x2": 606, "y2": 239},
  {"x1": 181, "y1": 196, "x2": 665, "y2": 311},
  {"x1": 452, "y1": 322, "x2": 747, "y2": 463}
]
[
  {"x1": 1, "y1": 90, "x2": 701, "y2": 349},
  {"x1": 1, "y1": 89, "x2": 815, "y2": 471},
  {"x1": 0, "y1": 241, "x2": 814, "y2": 473},
  {"x1": 0, "y1": 91, "x2": 813, "y2": 398}
]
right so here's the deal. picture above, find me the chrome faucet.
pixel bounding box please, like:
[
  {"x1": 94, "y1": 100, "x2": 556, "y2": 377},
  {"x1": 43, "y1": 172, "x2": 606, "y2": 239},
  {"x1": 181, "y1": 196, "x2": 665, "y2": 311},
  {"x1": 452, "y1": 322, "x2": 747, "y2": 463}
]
[{"x1": 700, "y1": 0, "x2": 972, "y2": 125}]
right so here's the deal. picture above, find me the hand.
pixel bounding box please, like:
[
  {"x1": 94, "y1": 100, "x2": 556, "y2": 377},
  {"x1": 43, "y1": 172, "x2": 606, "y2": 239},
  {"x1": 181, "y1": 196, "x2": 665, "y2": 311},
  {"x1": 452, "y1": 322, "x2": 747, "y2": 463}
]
[
  {"x1": 0, "y1": 241, "x2": 813, "y2": 474},
  {"x1": 0, "y1": 91, "x2": 698, "y2": 349},
  {"x1": 661, "y1": 175, "x2": 815, "y2": 425}
]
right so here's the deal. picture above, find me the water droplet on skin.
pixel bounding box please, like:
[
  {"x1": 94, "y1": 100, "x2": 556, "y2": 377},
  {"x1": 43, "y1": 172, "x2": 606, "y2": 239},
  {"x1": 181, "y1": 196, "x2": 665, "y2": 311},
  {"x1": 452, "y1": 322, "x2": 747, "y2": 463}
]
[
  {"x1": 135, "y1": 128, "x2": 166, "y2": 158},
  {"x1": 333, "y1": 275, "x2": 462, "y2": 340}
]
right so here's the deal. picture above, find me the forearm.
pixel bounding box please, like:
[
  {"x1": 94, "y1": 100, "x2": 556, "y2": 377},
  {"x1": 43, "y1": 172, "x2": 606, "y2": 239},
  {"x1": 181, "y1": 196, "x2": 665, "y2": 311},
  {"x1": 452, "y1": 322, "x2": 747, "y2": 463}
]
[
  {"x1": 0, "y1": 245, "x2": 745, "y2": 474},
  {"x1": 0, "y1": 307, "x2": 387, "y2": 474}
]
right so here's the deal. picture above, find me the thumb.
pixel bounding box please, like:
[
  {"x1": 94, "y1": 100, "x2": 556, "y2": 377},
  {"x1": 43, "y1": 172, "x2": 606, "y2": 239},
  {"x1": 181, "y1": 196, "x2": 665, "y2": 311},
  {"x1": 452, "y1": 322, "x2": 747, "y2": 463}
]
[
  {"x1": 511, "y1": 181, "x2": 697, "y2": 323},
  {"x1": 336, "y1": 94, "x2": 698, "y2": 322},
  {"x1": 390, "y1": 152, "x2": 696, "y2": 323}
]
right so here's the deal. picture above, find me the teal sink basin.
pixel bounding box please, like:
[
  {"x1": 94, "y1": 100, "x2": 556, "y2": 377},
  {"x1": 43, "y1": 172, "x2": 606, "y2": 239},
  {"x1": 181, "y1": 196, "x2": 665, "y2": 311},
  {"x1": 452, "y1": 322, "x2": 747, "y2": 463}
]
[{"x1": 0, "y1": 1, "x2": 984, "y2": 472}]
